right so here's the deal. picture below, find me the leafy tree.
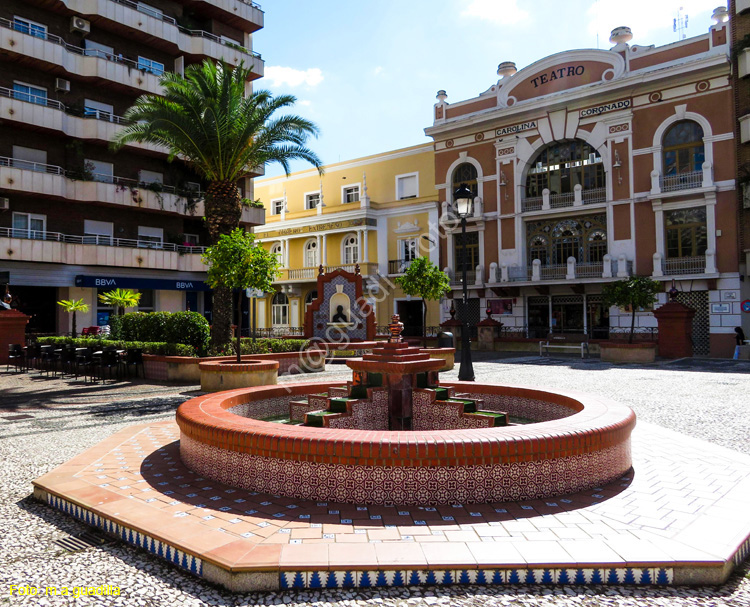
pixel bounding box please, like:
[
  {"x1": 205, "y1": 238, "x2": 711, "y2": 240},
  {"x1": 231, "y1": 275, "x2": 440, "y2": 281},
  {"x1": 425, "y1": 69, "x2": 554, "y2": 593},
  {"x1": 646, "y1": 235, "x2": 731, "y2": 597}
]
[
  {"x1": 601, "y1": 276, "x2": 662, "y2": 344},
  {"x1": 98, "y1": 288, "x2": 142, "y2": 316},
  {"x1": 56, "y1": 298, "x2": 89, "y2": 338},
  {"x1": 394, "y1": 256, "x2": 451, "y2": 336},
  {"x1": 111, "y1": 59, "x2": 322, "y2": 349},
  {"x1": 203, "y1": 228, "x2": 281, "y2": 362}
]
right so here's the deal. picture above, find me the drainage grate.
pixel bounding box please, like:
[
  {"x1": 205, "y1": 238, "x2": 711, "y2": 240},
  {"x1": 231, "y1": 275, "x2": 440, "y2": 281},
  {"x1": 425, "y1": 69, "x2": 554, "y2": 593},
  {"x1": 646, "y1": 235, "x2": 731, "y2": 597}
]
[
  {"x1": 53, "y1": 531, "x2": 109, "y2": 553},
  {"x1": 3, "y1": 414, "x2": 35, "y2": 421}
]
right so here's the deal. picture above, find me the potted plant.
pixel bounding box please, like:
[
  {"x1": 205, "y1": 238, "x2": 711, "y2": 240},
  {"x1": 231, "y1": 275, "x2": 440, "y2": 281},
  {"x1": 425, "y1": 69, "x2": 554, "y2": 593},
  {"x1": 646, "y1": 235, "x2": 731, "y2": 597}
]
[
  {"x1": 57, "y1": 298, "x2": 89, "y2": 337},
  {"x1": 600, "y1": 276, "x2": 662, "y2": 363}
]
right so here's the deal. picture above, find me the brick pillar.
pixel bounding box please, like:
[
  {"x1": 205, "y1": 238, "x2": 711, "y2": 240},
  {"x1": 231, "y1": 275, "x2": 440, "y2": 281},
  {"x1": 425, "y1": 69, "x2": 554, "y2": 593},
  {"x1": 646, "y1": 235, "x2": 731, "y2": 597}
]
[
  {"x1": 0, "y1": 309, "x2": 30, "y2": 364},
  {"x1": 653, "y1": 302, "x2": 695, "y2": 359}
]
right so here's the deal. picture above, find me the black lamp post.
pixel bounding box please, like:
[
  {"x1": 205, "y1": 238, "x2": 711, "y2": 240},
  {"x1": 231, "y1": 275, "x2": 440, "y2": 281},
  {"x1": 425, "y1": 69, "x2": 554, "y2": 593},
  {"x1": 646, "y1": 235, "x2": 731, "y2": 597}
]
[{"x1": 453, "y1": 183, "x2": 475, "y2": 382}]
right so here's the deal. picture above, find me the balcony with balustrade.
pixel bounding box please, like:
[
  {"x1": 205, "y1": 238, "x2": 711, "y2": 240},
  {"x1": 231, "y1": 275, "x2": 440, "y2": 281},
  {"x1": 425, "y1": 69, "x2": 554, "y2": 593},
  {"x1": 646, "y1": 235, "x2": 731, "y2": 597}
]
[
  {"x1": 491, "y1": 254, "x2": 632, "y2": 285},
  {"x1": 388, "y1": 259, "x2": 415, "y2": 275},
  {"x1": 649, "y1": 164, "x2": 713, "y2": 198},
  {"x1": 276, "y1": 263, "x2": 379, "y2": 283},
  {"x1": 653, "y1": 253, "x2": 715, "y2": 277},
  {"x1": 0, "y1": 87, "x2": 168, "y2": 154},
  {"x1": 521, "y1": 185, "x2": 607, "y2": 213},
  {"x1": 0, "y1": 228, "x2": 207, "y2": 272}
]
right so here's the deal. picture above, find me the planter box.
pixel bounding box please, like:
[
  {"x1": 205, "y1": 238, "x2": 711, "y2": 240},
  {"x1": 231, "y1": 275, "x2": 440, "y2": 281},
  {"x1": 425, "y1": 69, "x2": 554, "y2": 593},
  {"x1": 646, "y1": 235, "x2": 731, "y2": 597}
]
[
  {"x1": 600, "y1": 342, "x2": 657, "y2": 363},
  {"x1": 420, "y1": 347, "x2": 455, "y2": 371},
  {"x1": 143, "y1": 350, "x2": 325, "y2": 383},
  {"x1": 199, "y1": 360, "x2": 279, "y2": 392}
]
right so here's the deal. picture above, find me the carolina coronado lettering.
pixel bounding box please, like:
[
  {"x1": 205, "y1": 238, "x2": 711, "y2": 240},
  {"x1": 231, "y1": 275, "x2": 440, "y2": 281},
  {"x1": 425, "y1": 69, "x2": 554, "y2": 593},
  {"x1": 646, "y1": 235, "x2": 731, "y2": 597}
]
[
  {"x1": 530, "y1": 65, "x2": 585, "y2": 88},
  {"x1": 580, "y1": 99, "x2": 632, "y2": 117},
  {"x1": 495, "y1": 121, "x2": 537, "y2": 137}
]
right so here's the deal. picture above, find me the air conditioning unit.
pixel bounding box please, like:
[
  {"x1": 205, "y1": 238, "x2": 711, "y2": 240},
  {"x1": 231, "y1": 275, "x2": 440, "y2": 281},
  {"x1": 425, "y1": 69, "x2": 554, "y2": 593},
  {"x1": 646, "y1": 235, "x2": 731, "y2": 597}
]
[
  {"x1": 55, "y1": 78, "x2": 70, "y2": 93},
  {"x1": 0, "y1": 198, "x2": 9, "y2": 210},
  {"x1": 70, "y1": 16, "x2": 90, "y2": 35}
]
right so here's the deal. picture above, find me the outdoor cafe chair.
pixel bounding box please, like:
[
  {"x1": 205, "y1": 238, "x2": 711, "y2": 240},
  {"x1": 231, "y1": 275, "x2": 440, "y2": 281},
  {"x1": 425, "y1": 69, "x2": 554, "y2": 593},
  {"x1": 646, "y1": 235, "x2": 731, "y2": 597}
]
[
  {"x1": 99, "y1": 350, "x2": 120, "y2": 382},
  {"x1": 122, "y1": 349, "x2": 144, "y2": 378},
  {"x1": 6, "y1": 344, "x2": 25, "y2": 373}
]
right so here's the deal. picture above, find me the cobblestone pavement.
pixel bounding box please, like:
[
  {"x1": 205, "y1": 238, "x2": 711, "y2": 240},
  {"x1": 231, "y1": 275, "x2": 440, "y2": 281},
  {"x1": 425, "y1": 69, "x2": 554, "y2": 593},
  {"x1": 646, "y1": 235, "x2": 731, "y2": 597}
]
[{"x1": 1, "y1": 358, "x2": 749, "y2": 606}]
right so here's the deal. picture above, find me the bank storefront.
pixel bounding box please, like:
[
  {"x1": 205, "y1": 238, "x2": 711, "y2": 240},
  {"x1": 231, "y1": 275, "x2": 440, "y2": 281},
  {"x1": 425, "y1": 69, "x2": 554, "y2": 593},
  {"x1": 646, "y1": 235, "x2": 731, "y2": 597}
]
[{"x1": 2, "y1": 261, "x2": 210, "y2": 334}]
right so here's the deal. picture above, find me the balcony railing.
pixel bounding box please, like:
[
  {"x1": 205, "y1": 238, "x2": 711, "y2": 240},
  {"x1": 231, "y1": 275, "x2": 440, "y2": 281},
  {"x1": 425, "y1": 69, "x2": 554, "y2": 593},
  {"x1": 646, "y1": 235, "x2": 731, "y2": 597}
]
[
  {"x1": 661, "y1": 170, "x2": 702, "y2": 193},
  {"x1": 0, "y1": 87, "x2": 65, "y2": 110},
  {"x1": 450, "y1": 270, "x2": 476, "y2": 285},
  {"x1": 664, "y1": 255, "x2": 706, "y2": 276},
  {"x1": 582, "y1": 187, "x2": 606, "y2": 204},
  {"x1": 388, "y1": 259, "x2": 414, "y2": 274},
  {"x1": 507, "y1": 265, "x2": 531, "y2": 282},
  {"x1": 540, "y1": 264, "x2": 567, "y2": 280},
  {"x1": 279, "y1": 263, "x2": 378, "y2": 281},
  {"x1": 0, "y1": 227, "x2": 206, "y2": 254},
  {"x1": 522, "y1": 196, "x2": 543, "y2": 212},
  {"x1": 0, "y1": 156, "x2": 202, "y2": 198},
  {"x1": 575, "y1": 261, "x2": 604, "y2": 278},
  {"x1": 550, "y1": 192, "x2": 574, "y2": 208}
]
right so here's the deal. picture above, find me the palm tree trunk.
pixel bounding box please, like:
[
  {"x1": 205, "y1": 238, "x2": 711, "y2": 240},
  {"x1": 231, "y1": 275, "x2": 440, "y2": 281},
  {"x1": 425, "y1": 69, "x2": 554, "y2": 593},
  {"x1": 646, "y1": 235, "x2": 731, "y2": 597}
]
[
  {"x1": 629, "y1": 307, "x2": 636, "y2": 344},
  {"x1": 205, "y1": 180, "x2": 243, "y2": 349},
  {"x1": 72, "y1": 311, "x2": 77, "y2": 338}
]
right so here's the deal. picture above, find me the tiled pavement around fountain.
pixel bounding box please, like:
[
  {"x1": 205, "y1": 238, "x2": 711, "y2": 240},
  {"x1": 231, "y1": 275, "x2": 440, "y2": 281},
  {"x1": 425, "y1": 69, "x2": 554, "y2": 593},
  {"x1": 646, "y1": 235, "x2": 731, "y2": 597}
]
[{"x1": 33, "y1": 417, "x2": 750, "y2": 592}]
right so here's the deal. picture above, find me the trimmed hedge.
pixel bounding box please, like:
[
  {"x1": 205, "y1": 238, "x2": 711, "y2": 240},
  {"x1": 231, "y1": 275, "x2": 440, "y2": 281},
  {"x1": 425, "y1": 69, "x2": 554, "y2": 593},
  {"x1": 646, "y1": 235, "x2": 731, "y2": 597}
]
[
  {"x1": 37, "y1": 337, "x2": 195, "y2": 357},
  {"x1": 112, "y1": 311, "x2": 209, "y2": 354},
  {"x1": 208, "y1": 338, "x2": 311, "y2": 357}
]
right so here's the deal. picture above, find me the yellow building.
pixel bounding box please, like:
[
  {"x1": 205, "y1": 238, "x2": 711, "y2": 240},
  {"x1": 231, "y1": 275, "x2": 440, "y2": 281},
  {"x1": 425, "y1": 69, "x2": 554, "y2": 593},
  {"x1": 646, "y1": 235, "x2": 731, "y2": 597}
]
[{"x1": 253, "y1": 143, "x2": 442, "y2": 337}]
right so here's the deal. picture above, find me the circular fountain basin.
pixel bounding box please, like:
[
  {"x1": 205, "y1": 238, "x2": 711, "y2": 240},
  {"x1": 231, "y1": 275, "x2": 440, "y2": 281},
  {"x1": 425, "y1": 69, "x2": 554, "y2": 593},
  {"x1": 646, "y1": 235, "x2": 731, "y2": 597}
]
[
  {"x1": 177, "y1": 381, "x2": 635, "y2": 505},
  {"x1": 198, "y1": 359, "x2": 279, "y2": 392}
]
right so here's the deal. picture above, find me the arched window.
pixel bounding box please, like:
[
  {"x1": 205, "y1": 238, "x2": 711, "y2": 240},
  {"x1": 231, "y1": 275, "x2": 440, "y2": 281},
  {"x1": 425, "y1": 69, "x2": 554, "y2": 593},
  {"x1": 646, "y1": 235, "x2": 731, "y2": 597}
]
[
  {"x1": 529, "y1": 235, "x2": 548, "y2": 264},
  {"x1": 270, "y1": 243, "x2": 283, "y2": 266},
  {"x1": 304, "y1": 239, "x2": 318, "y2": 267},
  {"x1": 343, "y1": 234, "x2": 358, "y2": 264},
  {"x1": 271, "y1": 292, "x2": 289, "y2": 327},
  {"x1": 587, "y1": 230, "x2": 607, "y2": 263},
  {"x1": 663, "y1": 121, "x2": 704, "y2": 176},
  {"x1": 451, "y1": 162, "x2": 478, "y2": 198},
  {"x1": 526, "y1": 214, "x2": 606, "y2": 266},
  {"x1": 552, "y1": 219, "x2": 583, "y2": 264},
  {"x1": 525, "y1": 140, "x2": 604, "y2": 198}
]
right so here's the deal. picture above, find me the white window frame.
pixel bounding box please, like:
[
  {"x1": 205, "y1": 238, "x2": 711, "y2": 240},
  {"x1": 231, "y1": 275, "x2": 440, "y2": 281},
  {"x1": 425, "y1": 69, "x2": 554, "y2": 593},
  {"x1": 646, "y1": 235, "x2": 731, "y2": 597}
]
[
  {"x1": 342, "y1": 233, "x2": 359, "y2": 264},
  {"x1": 399, "y1": 237, "x2": 419, "y2": 262},
  {"x1": 304, "y1": 191, "x2": 321, "y2": 210},
  {"x1": 84, "y1": 40, "x2": 115, "y2": 60},
  {"x1": 83, "y1": 99, "x2": 114, "y2": 122},
  {"x1": 83, "y1": 219, "x2": 113, "y2": 245},
  {"x1": 137, "y1": 226, "x2": 164, "y2": 248},
  {"x1": 270, "y1": 242, "x2": 283, "y2": 265},
  {"x1": 12, "y1": 212, "x2": 46, "y2": 239},
  {"x1": 13, "y1": 81, "x2": 47, "y2": 106},
  {"x1": 271, "y1": 292, "x2": 289, "y2": 327},
  {"x1": 304, "y1": 238, "x2": 318, "y2": 267},
  {"x1": 183, "y1": 233, "x2": 200, "y2": 246},
  {"x1": 13, "y1": 16, "x2": 46, "y2": 38},
  {"x1": 137, "y1": 56, "x2": 165, "y2": 75},
  {"x1": 341, "y1": 184, "x2": 361, "y2": 204},
  {"x1": 86, "y1": 159, "x2": 114, "y2": 183},
  {"x1": 271, "y1": 198, "x2": 285, "y2": 215},
  {"x1": 395, "y1": 172, "x2": 419, "y2": 200}
]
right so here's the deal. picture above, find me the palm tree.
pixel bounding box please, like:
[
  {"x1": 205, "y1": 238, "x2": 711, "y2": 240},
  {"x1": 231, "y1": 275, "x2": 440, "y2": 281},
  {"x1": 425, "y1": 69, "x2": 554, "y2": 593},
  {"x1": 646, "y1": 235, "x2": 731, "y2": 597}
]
[
  {"x1": 98, "y1": 288, "x2": 141, "y2": 316},
  {"x1": 57, "y1": 299, "x2": 89, "y2": 337},
  {"x1": 112, "y1": 60, "x2": 322, "y2": 348}
]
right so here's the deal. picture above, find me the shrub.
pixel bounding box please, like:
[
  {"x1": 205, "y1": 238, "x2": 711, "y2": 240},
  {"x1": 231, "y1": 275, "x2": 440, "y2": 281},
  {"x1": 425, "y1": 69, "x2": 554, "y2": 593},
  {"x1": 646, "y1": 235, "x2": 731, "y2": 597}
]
[
  {"x1": 207, "y1": 338, "x2": 311, "y2": 357},
  {"x1": 164, "y1": 311, "x2": 210, "y2": 354},
  {"x1": 108, "y1": 314, "x2": 123, "y2": 340},
  {"x1": 37, "y1": 336, "x2": 194, "y2": 356},
  {"x1": 116, "y1": 311, "x2": 209, "y2": 353}
]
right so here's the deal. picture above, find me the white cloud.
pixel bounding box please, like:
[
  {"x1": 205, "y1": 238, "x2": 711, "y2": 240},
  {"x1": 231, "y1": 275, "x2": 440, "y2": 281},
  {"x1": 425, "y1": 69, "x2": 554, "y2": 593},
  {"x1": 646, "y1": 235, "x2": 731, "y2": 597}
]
[
  {"x1": 461, "y1": 0, "x2": 529, "y2": 25},
  {"x1": 298, "y1": 100, "x2": 312, "y2": 107},
  {"x1": 263, "y1": 66, "x2": 324, "y2": 88},
  {"x1": 586, "y1": 0, "x2": 716, "y2": 44},
  {"x1": 373, "y1": 66, "x2": 384, "y2": 76}
]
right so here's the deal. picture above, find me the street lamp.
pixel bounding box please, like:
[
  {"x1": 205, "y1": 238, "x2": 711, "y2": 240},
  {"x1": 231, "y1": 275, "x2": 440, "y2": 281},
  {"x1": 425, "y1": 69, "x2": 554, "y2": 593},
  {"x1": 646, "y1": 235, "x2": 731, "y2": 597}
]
[{"x1": 453, "y1": 183, "x2": 475, "y2": 382}]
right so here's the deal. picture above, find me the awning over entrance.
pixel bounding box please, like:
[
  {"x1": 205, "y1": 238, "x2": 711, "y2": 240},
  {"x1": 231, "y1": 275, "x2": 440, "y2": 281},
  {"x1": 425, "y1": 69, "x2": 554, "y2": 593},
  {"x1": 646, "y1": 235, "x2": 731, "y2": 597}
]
[{"x1": 74, "y1": 275, "x2": 211, "y2": 291}]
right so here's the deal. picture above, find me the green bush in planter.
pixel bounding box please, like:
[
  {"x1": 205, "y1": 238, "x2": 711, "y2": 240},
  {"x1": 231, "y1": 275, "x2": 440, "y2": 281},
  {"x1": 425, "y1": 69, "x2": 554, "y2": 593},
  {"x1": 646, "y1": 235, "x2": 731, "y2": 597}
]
[
  {"x1": 164, "y1": 311, "x2": 210, "y2": 355},
  {"x1": 36, "y1": 336, "x2": 194, "y2": 356},
  {"x1": 120, "y1": 311, "x2": 170, "y2": 342}
]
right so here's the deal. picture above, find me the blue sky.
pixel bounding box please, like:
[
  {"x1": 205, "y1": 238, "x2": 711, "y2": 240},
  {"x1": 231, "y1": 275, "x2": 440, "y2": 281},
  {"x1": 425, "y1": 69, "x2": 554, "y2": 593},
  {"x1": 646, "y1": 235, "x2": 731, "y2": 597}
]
[{"x1": 255, "y1": 0, "x2": 722, "y2": 177}]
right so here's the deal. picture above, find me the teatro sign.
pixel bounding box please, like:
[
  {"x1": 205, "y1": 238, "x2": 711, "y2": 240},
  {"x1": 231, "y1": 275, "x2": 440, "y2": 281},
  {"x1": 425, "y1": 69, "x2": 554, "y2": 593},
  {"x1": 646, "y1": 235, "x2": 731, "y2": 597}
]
[
  {"x1": 260, "y1": 217, "x2": 377, "y2": 239},
  {"x1": 530, "y1": 65, "x2": 585, "y2": 88}
]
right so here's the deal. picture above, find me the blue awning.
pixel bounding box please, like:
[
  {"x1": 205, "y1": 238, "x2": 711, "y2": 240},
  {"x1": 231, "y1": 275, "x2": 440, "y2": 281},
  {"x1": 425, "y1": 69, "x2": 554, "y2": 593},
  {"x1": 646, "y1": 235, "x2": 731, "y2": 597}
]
[{"x1": 75, "y1": 275, "x2": 211, "y2": 291}]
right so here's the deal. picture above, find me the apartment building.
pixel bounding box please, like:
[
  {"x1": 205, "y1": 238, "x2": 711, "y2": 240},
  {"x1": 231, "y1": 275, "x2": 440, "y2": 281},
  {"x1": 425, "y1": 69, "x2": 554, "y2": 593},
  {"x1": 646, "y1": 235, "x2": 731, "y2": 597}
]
[
  {"x1": 253, "y1": 144, "x2": 442, "y2": 337},
  {"x1": 732, "y1": 0, "x2": 750, "y2": 314},
  {"x1": 0, "y1": 0, "x2": 265, "y2": 333},
  {"x1": 426, "y1": 9, "x2": 742, "y2": 357}
]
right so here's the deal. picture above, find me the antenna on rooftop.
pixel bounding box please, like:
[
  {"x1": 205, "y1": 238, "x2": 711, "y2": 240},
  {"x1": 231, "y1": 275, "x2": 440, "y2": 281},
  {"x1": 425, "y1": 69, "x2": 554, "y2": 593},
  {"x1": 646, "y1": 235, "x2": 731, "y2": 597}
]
[{"x1": 673, "y1": 6, "x2": 688, "y2": 40}]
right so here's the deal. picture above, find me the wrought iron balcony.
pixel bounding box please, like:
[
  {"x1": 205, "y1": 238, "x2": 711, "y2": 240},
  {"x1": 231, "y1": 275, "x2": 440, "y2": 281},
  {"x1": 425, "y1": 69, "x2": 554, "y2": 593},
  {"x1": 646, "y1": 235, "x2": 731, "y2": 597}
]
[
  {"x1": 663, "y1": 255, "x2": 706, "y2": 275},
  {"x1": 388, "y1": 259, "x2": 414, "y2": 274},
  {"x1": 661, "y1": 170, "x2": 702, "y2": 193}
]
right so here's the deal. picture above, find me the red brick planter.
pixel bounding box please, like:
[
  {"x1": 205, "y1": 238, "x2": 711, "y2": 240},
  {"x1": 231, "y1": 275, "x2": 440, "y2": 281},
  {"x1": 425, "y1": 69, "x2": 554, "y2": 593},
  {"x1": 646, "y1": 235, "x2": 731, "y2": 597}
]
[
  {"x1": 177, "y1": 381, "x2": 636, "y2": 505},
  {"x1": 600, "y1": 342, "x2": 657, "y2": 363}
]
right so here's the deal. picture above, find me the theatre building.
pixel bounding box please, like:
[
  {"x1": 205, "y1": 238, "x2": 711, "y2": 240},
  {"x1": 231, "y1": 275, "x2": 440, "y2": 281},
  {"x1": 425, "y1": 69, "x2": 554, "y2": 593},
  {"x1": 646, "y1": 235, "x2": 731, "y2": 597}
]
[
  {"x1": 0, "y1": 0, "x2": 265, "y2": 334},
  {"x1": 253, "y1": 144, "x2": 441, "y2": 336},
  {"x1": 426, "y1": 9, "x2": 742, "y2": 357}
]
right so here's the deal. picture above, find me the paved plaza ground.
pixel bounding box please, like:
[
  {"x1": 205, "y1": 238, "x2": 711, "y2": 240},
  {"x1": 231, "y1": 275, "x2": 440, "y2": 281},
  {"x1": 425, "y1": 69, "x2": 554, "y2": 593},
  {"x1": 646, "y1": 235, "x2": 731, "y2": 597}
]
[{"x1": 1, "y1": 356, "x2": 750, "y2": 606}]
